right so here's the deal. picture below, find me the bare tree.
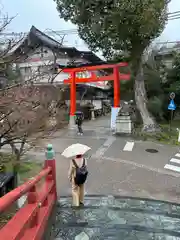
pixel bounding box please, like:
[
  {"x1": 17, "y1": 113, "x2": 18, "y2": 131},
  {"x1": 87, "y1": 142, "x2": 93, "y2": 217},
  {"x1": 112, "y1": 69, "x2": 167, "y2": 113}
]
[{"x1": 0, "y1": 13, "x2": 68, "y2": 185}]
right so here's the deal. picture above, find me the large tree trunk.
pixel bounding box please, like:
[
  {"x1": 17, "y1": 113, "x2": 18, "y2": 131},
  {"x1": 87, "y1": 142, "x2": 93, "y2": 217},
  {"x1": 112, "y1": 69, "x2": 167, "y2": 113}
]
[{"x1": 133, "y1": 59, "x2": 160, "y2": 132}]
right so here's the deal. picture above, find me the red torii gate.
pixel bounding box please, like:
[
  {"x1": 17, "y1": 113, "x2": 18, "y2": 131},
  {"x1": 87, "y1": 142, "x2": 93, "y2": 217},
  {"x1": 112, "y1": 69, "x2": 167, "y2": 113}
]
[{"x1": 61, "y1": 62, "x2": 130, "y2": 123}]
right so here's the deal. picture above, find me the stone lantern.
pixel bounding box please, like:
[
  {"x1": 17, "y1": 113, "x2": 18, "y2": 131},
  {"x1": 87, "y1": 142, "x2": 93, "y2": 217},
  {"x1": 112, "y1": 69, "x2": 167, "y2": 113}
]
[{"x1": 115, "y1": 102, "x2": 134, "y2": 134}]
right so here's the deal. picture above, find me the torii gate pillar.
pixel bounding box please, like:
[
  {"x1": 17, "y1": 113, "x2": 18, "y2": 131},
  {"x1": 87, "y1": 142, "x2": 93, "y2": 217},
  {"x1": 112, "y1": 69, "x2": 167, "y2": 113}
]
[
  {"x1": 69, "y1": 71, "x2": 76, "y2": 129},
  {"x1": 113, "y1": 66, "x2": 120, "y2": 108}
]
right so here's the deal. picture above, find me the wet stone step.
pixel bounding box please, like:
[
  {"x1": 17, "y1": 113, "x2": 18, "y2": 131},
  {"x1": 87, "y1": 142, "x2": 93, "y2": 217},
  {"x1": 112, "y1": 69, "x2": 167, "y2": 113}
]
[
  {"x1": 51, "y1": 196, "x2": 180, "y2": 240},
  {"x1": 54, "y1": 227, "x2": 180, "y2": 240},
  {"x1": 55, "y1": 207, "x2": 180, "y2": 231},
  {"x1": 58, "y1": 196, "x2": 180, "y2": 215}
]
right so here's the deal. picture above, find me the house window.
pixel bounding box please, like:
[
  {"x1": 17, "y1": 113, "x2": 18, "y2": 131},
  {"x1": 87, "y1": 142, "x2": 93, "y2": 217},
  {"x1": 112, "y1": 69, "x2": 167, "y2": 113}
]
[
  {"x1": 20, "y1": 67, "x2": 31, "y2": 75},
  {"x1": 37, "y1": 65, "x2": 51, "y2": 74},
  {"x1": 76, "y1": 71, "x2": 91, "y2": 78},
  {"x1": 24, "y1": 67, "x2": 31, "y2": 74}
]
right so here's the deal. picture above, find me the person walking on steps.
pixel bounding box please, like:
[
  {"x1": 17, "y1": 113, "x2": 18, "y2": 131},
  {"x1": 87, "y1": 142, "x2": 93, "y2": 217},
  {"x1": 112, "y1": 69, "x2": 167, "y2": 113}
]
[
  {"x1": 75, "y1": 111, "x2": 84, "y2": 135},
  {"x1": 68, "y1": 154, "x2": 88, "y2": 207}
]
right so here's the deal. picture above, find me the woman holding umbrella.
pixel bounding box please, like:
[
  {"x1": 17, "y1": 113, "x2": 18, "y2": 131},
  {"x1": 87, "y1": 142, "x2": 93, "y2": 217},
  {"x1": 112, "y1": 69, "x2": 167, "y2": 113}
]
[{"x1": 61, "y1": 143, "x2": 90, "y2": 207}]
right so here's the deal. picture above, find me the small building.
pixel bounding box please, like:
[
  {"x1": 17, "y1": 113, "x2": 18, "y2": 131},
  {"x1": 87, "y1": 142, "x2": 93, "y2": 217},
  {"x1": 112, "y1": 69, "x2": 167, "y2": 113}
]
[
  {"x1": 8, "y1": 26, "x2": 109, "y2": 86},
  {"x1": 7, "y1": 26, "x2": 110, "y2": 107},
  {"x1": 155, "y1": 44, "x2": 180, "y2": 69}
]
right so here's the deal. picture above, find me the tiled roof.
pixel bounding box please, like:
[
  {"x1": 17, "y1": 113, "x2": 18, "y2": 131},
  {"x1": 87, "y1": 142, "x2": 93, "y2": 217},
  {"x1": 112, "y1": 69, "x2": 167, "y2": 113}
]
[{"x1": 9, "y1": 26, "x2": 105, "y2": 64}]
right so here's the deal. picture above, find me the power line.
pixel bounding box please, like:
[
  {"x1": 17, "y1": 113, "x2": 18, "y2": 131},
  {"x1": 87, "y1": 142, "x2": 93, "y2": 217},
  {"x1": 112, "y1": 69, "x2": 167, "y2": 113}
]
[
  {"x1": 168, "y1": 16, "x2": 180, "y2": 20},
  {"x1": 168, "y1": 11, "x2": 180, "y2": 15},
  {"x1": 168, "y1": 13, "x2": 180, "y2": 17},
  {"x1": 1, "y1": 10, "x2": 180, "y2": 37},
  {"x1": 167, "y1": 10, "x2": 180, "y2": 20},
  {"x1": 156, "y1": 41, "x2": 180, "y2": 45},
  {"x1": 0, "y1": 29, "x2": 78, "y2": 37}
]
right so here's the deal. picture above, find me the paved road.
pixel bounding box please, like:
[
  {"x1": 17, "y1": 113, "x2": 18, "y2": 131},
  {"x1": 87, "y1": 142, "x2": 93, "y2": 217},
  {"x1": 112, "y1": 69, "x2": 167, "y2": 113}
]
[
  {"x1": 35, "y1": 116, "x2": 179, "y2": 204},
  {"x1": 104, "y1": 139, "x2": 179, "y2": 171},
  {"x1": 4, "y1": 115, "x2": 180, "y2": 204}
]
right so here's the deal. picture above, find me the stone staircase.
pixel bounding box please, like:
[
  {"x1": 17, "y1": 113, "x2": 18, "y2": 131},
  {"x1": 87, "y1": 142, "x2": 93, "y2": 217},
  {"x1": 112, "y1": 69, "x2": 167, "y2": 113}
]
[{"x1": 50, "y1": 195, "x2": 180, "y2": 239}]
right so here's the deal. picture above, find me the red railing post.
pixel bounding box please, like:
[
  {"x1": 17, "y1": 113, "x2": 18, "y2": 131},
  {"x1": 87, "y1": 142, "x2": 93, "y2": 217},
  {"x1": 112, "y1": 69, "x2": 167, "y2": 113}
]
[
  {"x1": 27, "y1": 185, "x2": 38, "y2": 228},
  {"x1": 44, "y1": 144, "x2": 57, "y2": 200},
  {"x1": 0, "y1": 166, "x2": 55, "y2": 240}
]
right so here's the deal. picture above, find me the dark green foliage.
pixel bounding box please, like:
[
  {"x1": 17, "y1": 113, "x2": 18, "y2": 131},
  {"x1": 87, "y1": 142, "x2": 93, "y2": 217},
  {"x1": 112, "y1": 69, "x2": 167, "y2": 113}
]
[
  {"x1": 54, "y1": 0, "x2": 169, "y2": 60},
  {"x1": 145, "y1": 51, "x2": 180, "y2": 122}
]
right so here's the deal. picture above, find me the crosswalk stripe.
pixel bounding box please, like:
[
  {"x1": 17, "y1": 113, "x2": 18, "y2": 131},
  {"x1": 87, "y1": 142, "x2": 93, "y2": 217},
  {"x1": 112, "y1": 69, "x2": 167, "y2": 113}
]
[
  {"x1": 175, "y1": 153, "x2": 180, "y2": 158},
  {"x1": 170, "y1": 158, "x2": 180, "y2": 165},
  {"x1": 123, "y1": 141, "x2": 134, "y2": 151},
  {"x1": 164, "y1": 164, "x2": 180, "y2": 173}
]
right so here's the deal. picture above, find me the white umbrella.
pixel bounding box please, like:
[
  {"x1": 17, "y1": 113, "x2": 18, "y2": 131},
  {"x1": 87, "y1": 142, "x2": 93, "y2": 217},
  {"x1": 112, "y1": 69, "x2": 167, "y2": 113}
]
[{"x1": 61, "y1": 143, "x2": 91, "y2": 158}]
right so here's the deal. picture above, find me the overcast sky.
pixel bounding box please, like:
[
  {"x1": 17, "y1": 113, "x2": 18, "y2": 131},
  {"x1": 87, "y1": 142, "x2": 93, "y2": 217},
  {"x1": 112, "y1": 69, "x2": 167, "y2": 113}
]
[{"x1": 1, "y1": 0, "x2": 180, "y2": 50}]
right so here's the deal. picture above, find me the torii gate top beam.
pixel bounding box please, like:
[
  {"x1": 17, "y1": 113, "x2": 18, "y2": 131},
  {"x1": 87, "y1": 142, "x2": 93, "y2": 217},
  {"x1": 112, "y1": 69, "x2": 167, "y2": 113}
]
[
  {"x1": 63, "y1": 74, "x2": 130, "y2": 84},
  {"x1": 61, "y1": 62, "x2": 128, "y2": 73},
  {"x1": 61, "y1": 62, "x2": 130, "y2": 85}
]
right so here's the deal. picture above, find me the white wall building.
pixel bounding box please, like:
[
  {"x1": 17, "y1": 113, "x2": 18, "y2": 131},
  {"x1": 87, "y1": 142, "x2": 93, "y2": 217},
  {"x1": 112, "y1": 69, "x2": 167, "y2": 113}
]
[{"x1": 10, "y1": 26, "x2": 109, "y2": 90}]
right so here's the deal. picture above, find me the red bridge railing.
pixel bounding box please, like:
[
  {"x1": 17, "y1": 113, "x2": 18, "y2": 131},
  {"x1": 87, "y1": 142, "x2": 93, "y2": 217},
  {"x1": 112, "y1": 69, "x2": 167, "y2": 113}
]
[{"x1": 0, "y1": 144, "x2": 57, "y2": 240}]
